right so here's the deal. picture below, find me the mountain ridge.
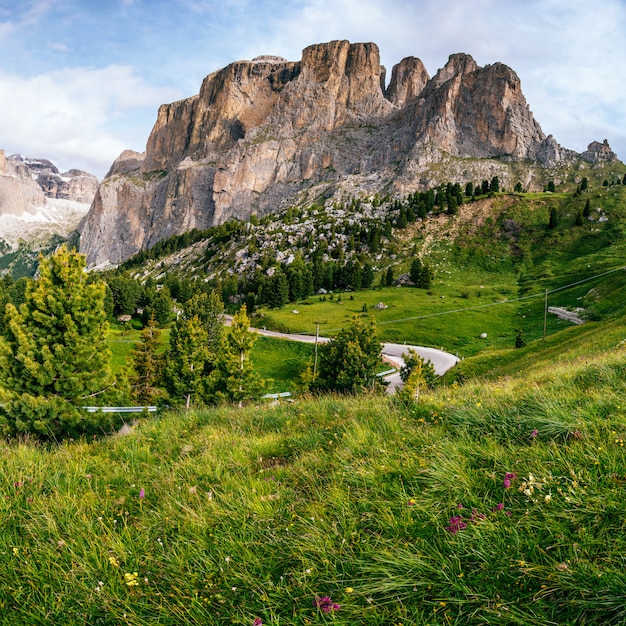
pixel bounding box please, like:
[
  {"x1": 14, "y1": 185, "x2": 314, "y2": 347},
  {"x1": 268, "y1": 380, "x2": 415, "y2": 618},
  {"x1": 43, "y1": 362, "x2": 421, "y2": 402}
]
[{"x1": 78, "y1": 40, "x2": 619, "y2": 268}]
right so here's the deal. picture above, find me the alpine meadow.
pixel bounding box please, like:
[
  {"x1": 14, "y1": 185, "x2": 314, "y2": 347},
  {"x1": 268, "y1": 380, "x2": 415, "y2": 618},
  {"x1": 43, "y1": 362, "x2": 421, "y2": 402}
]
[{"x1": 1, "y1": 36, "x2": 626, "y2": 626}]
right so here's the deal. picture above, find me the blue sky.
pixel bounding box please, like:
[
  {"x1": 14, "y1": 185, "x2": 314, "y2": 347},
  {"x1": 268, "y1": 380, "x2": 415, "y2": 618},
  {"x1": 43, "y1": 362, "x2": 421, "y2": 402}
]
[{"x1": 1, "y1": 0, "x2": 625, "y2": 178}]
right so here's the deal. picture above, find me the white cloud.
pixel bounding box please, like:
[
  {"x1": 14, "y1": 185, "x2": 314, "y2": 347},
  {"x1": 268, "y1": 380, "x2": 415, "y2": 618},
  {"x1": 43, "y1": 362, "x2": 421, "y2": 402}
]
[{"x1": 0, "y1": 65, "x2": 181, "y2": 178}]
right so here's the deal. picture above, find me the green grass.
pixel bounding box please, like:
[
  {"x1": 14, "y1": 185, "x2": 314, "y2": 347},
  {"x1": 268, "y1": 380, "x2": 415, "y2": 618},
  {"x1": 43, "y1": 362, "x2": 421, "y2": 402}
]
[
  {"x1": 2, "y1": 342, "x2": 626, "y2": 624},
  {"x1": 251, "y1": 336, "x2": 314, "y2": 394}
]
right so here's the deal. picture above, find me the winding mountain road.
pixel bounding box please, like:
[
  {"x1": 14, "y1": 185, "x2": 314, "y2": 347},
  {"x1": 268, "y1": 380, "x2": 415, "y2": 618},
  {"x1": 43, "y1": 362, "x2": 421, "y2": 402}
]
[{"x1": 249, "y1": 324, "x2": 460, "y2": 393}]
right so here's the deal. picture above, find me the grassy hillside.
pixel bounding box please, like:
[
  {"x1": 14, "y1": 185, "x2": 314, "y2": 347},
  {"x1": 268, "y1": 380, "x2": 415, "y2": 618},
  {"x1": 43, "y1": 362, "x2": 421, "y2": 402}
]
[
  {"x1": 2, "y1": 335, "x2": 625, "y2": 624},
  {"x1": 2, "y1": 160, "x2": 626, "y2": 624}
]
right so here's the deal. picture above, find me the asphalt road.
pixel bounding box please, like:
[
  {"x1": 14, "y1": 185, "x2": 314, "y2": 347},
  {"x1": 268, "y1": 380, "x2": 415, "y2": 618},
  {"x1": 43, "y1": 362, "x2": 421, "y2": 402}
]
[{"x1": 248, "y1": 323, "x2": 460, "y2": 393}]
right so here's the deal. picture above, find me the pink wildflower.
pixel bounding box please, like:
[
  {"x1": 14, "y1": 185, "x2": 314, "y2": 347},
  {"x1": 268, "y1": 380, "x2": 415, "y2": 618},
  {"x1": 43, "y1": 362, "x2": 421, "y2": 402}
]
[
  {"x1": 139, "y1": 488, "x2": 145, "y2": 499},
  {"x1": 253, "y1": 618, "x2": 263, "y2": 626},
  {"x1": 314, "y1": 596, "x2": 340, "y2": 613},
  {"x1": 445, "y1": 516, "x2": 468, "y2": 535},
  {"x1": 503, "y1": 473, "x2": 516, "y2": 489}
]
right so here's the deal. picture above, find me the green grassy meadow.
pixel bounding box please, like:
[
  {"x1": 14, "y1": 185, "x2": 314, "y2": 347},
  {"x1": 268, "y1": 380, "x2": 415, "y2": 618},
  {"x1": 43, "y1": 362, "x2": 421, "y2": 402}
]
[
  {"x1": 2, "y1": 338, "x2": 625, "y2": 624},
  {"x1": 3, "y1": 182, "x2": 626, "y2": 624}
]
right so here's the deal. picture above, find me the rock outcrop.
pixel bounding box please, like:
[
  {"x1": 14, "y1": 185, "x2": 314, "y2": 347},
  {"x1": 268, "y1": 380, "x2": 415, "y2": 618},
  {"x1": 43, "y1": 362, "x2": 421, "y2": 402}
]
[
  {"x1": 0, "y1": 151, "x2": 98, "y2": 269},
  {"x1": 0, "y1": 150, "x2": 45, "y2": 217},
  {"x1": 581, "y1": 139, "x2": 618, "y2": 163},
  {"x1": 79, "y1": 40, "x2": 574, "y2": 267}
]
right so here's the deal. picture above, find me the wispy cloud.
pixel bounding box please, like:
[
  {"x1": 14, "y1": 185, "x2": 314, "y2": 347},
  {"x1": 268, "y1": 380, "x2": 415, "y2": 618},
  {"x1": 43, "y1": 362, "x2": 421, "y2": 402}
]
[{"x1": 0, "y1": 65, "x2": 181, "y2": 177}]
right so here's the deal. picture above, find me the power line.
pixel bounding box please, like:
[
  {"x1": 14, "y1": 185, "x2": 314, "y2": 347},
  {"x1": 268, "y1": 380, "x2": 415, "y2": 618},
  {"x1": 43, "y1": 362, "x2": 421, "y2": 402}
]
[{"x1": 336, "y1": 264, "x2": 626, "y2": 329}]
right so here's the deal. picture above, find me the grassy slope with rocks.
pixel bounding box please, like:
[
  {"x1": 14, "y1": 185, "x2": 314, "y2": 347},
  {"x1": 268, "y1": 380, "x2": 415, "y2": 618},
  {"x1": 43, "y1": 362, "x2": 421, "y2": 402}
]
[{"x1": 2, "y1": 158, "x2": 626, "y2": 624}]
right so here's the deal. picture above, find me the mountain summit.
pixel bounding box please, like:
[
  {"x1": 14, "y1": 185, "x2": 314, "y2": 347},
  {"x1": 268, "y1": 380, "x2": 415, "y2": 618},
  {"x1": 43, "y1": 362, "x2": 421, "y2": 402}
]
[{"x1": 79, "y1": 40, "x2": 587, "y2": 267}]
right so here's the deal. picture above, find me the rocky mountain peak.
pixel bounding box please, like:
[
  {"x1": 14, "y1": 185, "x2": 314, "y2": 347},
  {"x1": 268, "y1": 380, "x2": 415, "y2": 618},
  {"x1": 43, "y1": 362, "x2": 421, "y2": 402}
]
[
  {"x1": 385, "y1": 56, "x2": 430, "y2": 107},
  {"x1": 430, "y1": 53, "x2": 479, "y2": 89},
  {"x1": 78, "y1": 40, "x2": 592, "y2": 268},
  {"x1": 582, "y1": 139, "x2": 618, "y2": 163}
]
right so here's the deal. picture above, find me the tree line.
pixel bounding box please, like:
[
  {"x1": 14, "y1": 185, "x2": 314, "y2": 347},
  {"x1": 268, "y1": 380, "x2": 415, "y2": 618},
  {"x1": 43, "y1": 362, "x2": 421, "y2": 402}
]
[{"x1": 1, "y1": 247, "x2": 433, "y2": 441}]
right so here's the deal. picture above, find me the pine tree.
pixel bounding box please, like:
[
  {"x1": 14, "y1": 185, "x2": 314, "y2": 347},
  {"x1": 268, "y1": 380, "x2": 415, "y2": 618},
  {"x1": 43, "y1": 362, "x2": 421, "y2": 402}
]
[
  {"x1": 130, "y1": 313, "x2": 164, "y2": 406},
  {"x1": 385, "y1": 267, "x2": 395, "y2": 286},
  {"x1": 0, "y1": 246, "x2": 116, "y2": 438},
  {"x1": 316, "y1": 316, "x2": 384, "y2": 393},
  {"x1": 549, "y1": 206, "x2": 559, "y2": 229},
  {"x1": 583, "y1": 199, "x2": 591, "y2": 218},
  {"x1": 210, "y1": 305, "x2": 264, "y2": 407},
  {"x1": 164, "y1": 315, "x2": 210, "y2": 411},
  {"x1": 182, "y1": 291, "x2": 224, "y2": 354},
  {"x1": 399, "y1": 349, "x2": 436, "y2": 388},
  {"x1": 409, "y1": 258, "x2": 423, "y2": 284}
]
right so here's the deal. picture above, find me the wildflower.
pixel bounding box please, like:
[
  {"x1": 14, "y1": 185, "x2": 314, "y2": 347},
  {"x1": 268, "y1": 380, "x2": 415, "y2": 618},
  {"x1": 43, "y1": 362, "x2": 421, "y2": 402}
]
[
  {"x1": 445, "y1": 516, "x2": 467, "y2": 535},
  {"x1": 109, "y1": 556, "x2": 120, "y2": 567},
  {"x1": 345, "y1": 587, "x2": 354, "y2": 594},
  {"x1": 313, "y1": 595, "x2": 340, "y2": 613},
  {"x1": 139, "y1": 488, "x2": 145, "y2": 499},
  {"x1": 544, "y1": 493, "x2": 552, "y2": 503},
  {"x1": 408, "y1": 498, "x2": 416, "y2": 506},
  {"x1": 530, "y1": 429, "x2": 538, "y2": 438},
  {"x1": 124, "y1": 572, "x2": 140, "y2": 587},
  {"x1": 491, "y1": 503, "x2": 505, "y2": 512},
  {"x1": 503, "y1": 473, "x2": 516, "y2": 489},
  {"x1": 253, "y1": 619, "x2": 263, "y2": 626}
]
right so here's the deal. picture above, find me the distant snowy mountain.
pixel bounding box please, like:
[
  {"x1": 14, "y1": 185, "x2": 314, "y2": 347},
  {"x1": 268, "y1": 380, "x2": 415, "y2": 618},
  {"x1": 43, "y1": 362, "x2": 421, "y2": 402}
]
[{"x1": 0, "y1": 150, "x2": 99, "y2": 275}]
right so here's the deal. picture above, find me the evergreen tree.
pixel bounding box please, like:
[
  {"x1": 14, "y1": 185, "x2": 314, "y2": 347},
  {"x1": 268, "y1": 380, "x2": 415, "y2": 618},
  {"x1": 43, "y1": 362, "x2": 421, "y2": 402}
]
[
  {"x1": 385, "y1": 267, "x2": 395, "y2": 287},
  {"x1": 0, "y1": 246, "x2": 116, "y2": 438},
  {"x1": 583, "y1": 199, "x2": 591, "y2": 218},
  {"x1": 130, "y1": 313, "x2": 164, "y2": 405},
  {"x1": 399, "y1": 348, "x2": 436, "y2": 388},
  {"x1": 547, "y1": 181, "x2": 556, "y2": 193},
  {"x1": 416, "y1": 262, "x2": 433, "y2": 289},
  {"x1": 209, "y1": 305, "x2": 264, "y2": 407},
  {"x1": 465, "y1": 181, "x2": 474, "y2": 198},
  {"x1": 549, "y1": 206, "x2": 559, "y2": 229},
  {"x1": 143, "y1": 288, "x2": 173, "y2": 326},
  {"x1": 164, "y1": 315, "x2": 210, "y2": 411},
  {"x1": 514, "y1": 182, "x2": 523, "y2": 193},
  {"x1": 409, "y1": 258, "x2": 423, "y2": 284},
  {"x1": 623, "y1": 173, "x2": 626, "y2": 186},
  {"x1": 362, "y1": 263, "x2": 375, "y2": 289},
  {"x1": 580, "y1": 177, "x2": 589, "y2": 191},
  {"x1": 575, "y1": 210, "x2": 584, "y2": 226},
  {"x1": 316, "y1": 316, "x2": 384, "y2": 393},
  {"x1": 182, "y1": 291, "x2": 224, "y2": 354},
  {"x1": 490, "y1": 176, "x2": 500, "y2": 193}
]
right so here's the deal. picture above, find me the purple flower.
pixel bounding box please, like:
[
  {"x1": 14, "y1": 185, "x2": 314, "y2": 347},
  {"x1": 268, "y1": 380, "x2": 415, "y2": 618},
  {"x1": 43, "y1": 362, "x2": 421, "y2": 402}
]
[
  {"x1": 492, "y1": 503, "x2": 505, "y2": 511},
  {"x1": 445, "y1": 516, "x2": 468, "y2": 535},
  {"x1": 503, "y1": 473, "x2": 516, "y2": 489},
  {"x1": 253, "y1": 618, "x2": 263, "y2": 626},
  {"x1": 139, "y1": 488, "x2": 145, "y2": 499},
  {"x1": 530, "y1": 429, "x2": 538, "y2": 438},
  {"x1": 313, "y1": 596, "x2": 340, "y2": 613}
]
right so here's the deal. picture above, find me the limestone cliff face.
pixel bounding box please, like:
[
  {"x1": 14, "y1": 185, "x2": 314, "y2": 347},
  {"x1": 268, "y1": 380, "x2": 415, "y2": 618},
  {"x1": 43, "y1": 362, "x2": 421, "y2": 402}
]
[
  {"x1": 0, "y1": 153, "x2": 98, "y2": 211},
  {"x1": 0, "y1": 151, "x2": 45, "y2": 217},
  {"x1": 79, "y1": 40, "x2": 572, "y2": 267}
]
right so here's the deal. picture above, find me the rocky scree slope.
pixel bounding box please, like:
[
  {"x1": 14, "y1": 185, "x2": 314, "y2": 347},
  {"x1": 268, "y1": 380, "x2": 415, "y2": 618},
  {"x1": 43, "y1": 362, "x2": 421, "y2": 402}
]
[{"x1": 79, "y1": 40, "x2": 592, "y2": 268}]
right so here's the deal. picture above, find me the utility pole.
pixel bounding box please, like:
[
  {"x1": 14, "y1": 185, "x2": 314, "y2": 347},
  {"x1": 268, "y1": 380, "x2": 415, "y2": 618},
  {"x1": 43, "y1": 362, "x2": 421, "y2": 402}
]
[
  {"x1": 313, "y1": 323, "x2": 320, "y2": 377},
  {"x1": 543, "y1": 289, "x2": 548, "y2": 340}
]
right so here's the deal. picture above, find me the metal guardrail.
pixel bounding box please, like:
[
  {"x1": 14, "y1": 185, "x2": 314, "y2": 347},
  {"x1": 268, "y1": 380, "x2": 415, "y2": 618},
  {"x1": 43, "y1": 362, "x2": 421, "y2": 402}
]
[
  {"x1": 82, "y1": 406, "x2": 158, "y2": 413},
  {"x1": 261, "y1": 392, "x2": 292, "y2": 399}
]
